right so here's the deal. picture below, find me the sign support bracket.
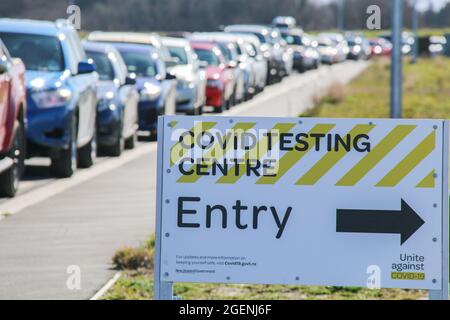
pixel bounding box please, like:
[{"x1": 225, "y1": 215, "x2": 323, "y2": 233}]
[
  {"x1": 429, "y1": 120, "x2": 449, "y2": 300},
  {"x1": 154, "y1": 116, "x2": 174, "y2": 300}
]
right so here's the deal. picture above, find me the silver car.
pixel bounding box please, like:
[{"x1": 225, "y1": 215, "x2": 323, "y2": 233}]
[{"x1": 162, "y1": 37, "x2": 206, "y2": 115}]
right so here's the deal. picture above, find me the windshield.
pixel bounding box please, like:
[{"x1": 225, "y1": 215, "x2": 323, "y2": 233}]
[
  {"x1": 216, "y1": 43, "x2": 230, "y2": 62},
  {"x1": 0, "y1": 32, "x2": 65, "y2": 72},
  {"x1": 86, "y1": 50, "x2": 114, "y2": 81},
  {"x1": 281, "y1": 34, "x2": 302, "y2": 45},
  {"x1": 168, "y1": 46, "x2": 188, "y2": 65},
  {"x1": 193, "y1": 49, "x2": 219, "y2": 66},
  {"x1": 119, "y1": 50, "x2": 157, "y2": 78}
]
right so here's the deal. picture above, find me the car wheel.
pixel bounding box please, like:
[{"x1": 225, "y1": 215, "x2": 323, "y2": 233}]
[
  {"x1": 197, "y1": 104, "x2": 204, "y2": 115},
  {"x1": 51, "y1": 116, "x2": 77, "y2": 178},
  {"x1": 0, "y1": 121, "x2": 25, "y2": 197},
  {"x1": 214, "y1": 100, "x2": 226, "y2": 114},
  {"x1": 78, "y1": 128, "x2": 97, "y2": 168},
  {"x1": 124, "y1": 131, "x2": 137, "y2": 150}
]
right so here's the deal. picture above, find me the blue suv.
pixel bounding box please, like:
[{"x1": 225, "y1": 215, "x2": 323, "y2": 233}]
[{"x1": 0, "y1": 19, "x2": 98, "y2": 177}]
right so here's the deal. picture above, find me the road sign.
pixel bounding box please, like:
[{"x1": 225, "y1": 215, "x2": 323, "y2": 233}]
[{"x1": 154, "y1": 116, "x2": 449, "y2": 299}]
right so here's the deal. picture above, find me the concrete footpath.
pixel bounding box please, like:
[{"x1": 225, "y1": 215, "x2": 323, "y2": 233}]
[{"x1": 0, "y1": 61, "x2": 369, "y2": 299}]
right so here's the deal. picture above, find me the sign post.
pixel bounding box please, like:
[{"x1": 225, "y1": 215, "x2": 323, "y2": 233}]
[
  {"x1": 391, "y1": 0, "x2": 403, "y2": 119},
  {"x1": 154, "y1": 116, "x2": 449, "y2": 300}
]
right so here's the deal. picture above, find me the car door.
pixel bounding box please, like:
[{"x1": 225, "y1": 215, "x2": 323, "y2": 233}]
[
  {"x1": 113, "y1": 50, "x2": 138, "y2": 139},
  {"x1": 66, "y1": 31, "x2": 97, "y2": 147},
  {"x1": 0, "y1": 47, "x2": 11, "y2": 149}
]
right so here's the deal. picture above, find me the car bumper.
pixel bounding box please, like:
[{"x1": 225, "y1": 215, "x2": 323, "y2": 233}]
[
  {"x1": 26, "y1": 106, "x2": 73, "y2": 151},
  {"x1": 205, "y1": 86, "x2": 223, "y2": 108},
  {"x1": 97, "y1": 107, "x2": 122, "y2": 147},
  {"x1": 176, "y1": 87, "x2": 197, "y2": 113}
]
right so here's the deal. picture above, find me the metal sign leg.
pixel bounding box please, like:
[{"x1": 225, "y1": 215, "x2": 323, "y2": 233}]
[{"x1": 154, "y1": 116, "x2": 174, "y2": 300}]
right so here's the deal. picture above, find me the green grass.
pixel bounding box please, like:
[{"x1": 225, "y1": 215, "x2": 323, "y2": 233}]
[
  {"x1": 103, "y1": 236, "x2": 426, "y2": 300},
  {"x1": 304, "y1": 56, "x2": 450, "y2": 119}
]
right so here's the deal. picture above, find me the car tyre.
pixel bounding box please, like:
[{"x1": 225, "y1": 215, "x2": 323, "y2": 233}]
[
  {"x1": 0, "y1": 121, "x2": 25, "y2": 197},
  {"x1": 78, "y1": 128, "x2": 97, "y2": 168},
  {"x1": 51, "y1": 116, "x2": 77, "y2": 178},
  {"x1": 124, "y1": 131, "x2": 137, "y2": 150}
]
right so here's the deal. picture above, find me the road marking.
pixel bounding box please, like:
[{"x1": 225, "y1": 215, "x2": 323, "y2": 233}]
[
  {"x1": 0, "y1": 142, "x2": 157, "y2": 216},
  {"x1": 90, "y1": 272, "x2": 122, "y2": 300}
]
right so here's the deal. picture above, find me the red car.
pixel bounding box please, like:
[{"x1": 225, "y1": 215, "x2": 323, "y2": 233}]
[
  {"x1": 190, "y1": 41, "x2": 234, "y2": 113},
  {"x1": 369, "y1": 38, "x2": 392, "y2": 57},
  {"x1": 0, "y1": 39, "x2": 26, "y2": 197}
]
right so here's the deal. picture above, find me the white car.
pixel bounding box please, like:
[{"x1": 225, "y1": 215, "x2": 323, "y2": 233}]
[
  {"x1": 231, "y1": 33, "x2": 268, "y2": 93},
  {"x1": 162, "y1": 37, "x2": 206, "y2": 115}
]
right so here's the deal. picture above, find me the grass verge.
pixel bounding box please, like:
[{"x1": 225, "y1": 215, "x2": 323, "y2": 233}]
[{"x1": 103, "y1": 236, "x2": 426, "y2": 300}]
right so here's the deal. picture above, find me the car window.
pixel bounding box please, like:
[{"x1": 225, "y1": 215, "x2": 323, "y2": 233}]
[
  {"x1": 245, "y1": 43, "x2": 257, "y2": 57},
  {"x1": 0, "y1": 40, "x2": 12, "y2": 62},
  {"x1": 282, "y1": 34, "x2": 301, "y2": 45},
  {"x1": 217, "y1": 43, "x2": 233, "y2": 62},
  {"x1": 86, "y1": 50, "x2": 114, "y2": 81},
  {"x1": 168, "y1": 46, "x2": 188, "y2": 65},
  {"x1": 193, "y1": 49, "x2": 219, "y2": 66},
  {"x1": 119, "y1": 50, "x2": 157, "y2": 78},
  {"x1": 0, "y1": 32, "x2": 65, "y2": 72}
]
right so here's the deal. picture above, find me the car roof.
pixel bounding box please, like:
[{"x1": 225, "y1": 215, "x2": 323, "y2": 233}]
[
  {"x1": 0, "y1": 18, "x2": 63, "y2": 37},
  {"x1": 190, "y1": 32, "x2": 243, "y2": 43},
  {"x1": 280, "y1": 28, "x2": 304, "y2": 36},
  {"x1": 161, "y1": 36, "x2": 189, "y2": 48},
  {"x1": 82, "y1": 40, "x2": 117, "y2": 54},
  {"x1": 190, "y1": 41, "x2": 218, "y2": 50},
  {"x1": 112, "y1": 42, "x2": 158, "y2": 53},
  {"x1": 224, "y1": 33, "x2": 261, "y2": 45},
  {"x1": 224, "y1": 25, "x2": 272, "y2": 34},
  {"x1": 87, "y1": 31, "x2": 162, "y2": 46}
]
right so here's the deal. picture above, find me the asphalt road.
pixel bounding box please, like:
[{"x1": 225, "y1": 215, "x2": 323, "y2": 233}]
[{"x1": 0, "y1": 61, "x2": 369, "y2": 300}]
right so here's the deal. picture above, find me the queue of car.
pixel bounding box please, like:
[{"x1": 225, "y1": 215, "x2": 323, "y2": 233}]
[{"x1": 0, "y1": 15, "x2": 388, "y2": 198}]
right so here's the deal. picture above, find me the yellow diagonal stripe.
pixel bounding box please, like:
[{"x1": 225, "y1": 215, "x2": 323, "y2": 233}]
[
  {"x1": 416, "y1": 170, "x2": 435, "y2": 188},
  {"x1": 376, "y1": 131, "x2": 436, "y2": 187},
  {"x1": 216, "y1": 123, "x2": 296, "y2": 184},
  {"x1": 336, "y1": 125, "x2": 416, "y2": 186},
  {"x1": 170, "y1": 122, "x2": 217, "y2": 167},
  {"x1": 177, "y1": 122, "x2": 256, "y2": 183},
  {"x1": 256, "y1": 124, "x2": 336, "y2": 185},
  {"x1": 296, "y1": 124, "x2": 375, "y2": 186}
]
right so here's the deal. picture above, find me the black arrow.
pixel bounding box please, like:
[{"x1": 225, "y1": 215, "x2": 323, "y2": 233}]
[{"x1": 336, "y1": 199, "x2": 425, "y2": 245}]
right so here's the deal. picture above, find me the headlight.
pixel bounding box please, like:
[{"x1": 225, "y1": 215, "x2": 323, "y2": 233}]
[
  {"x1": 32, "y1": 87, "x2": 72, "y2": 108},
  {"x1": 352, "y1": 45, "x2": 361, "y2": 54},
  {"x1": 140, "y1": 82, "x2": 162, "y2": 101}
]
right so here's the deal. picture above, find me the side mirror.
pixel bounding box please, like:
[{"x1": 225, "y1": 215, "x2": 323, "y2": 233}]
[
  {"x1": 124, "y1": 76, "x2": 136, "y2": 86},
  {"x1": 0, "y1": 62, "x2": 7, "y2": 75},
  {"x1": 78, "y1": 61, "x2": 96, "y2": 74},
  {"x1": 165, "y1": 72, "x2": 177, "y2": 81},
  {"x1": 165, "y1": 57, "x2": 179, "y2": 68}
]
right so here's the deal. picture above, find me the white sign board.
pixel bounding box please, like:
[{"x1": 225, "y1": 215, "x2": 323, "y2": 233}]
[{"x1": 155, "y1": 116, "x2": 448, "y2": 294}]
